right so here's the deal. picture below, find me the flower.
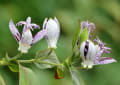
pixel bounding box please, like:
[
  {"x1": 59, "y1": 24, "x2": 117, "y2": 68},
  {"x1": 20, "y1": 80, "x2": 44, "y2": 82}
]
[
  {"x1": 9, "y1": 17, "x2": 47, "y2": 53},
  {"x1": 80, "y1": 21, "x2": 116, "y2": 69},
  {"x1": 80, "y1": 40, "x2": 96, "y2": 68},
  {"x1": 43, "y1": 17, "x2": 60, "y2": 49}
]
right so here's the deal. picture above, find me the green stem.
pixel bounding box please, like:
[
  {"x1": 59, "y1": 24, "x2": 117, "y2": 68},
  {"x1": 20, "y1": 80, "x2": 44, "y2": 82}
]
[
  {"x1": 38, "y1": 61, "x2": 60, "y2": 66},
  {"x1": 18, "y1": 59, "x2": 60, "y2": 66},
  {"x1": 9, "y1": 52, "x2": 23, "y2": 61},
  {"x1": 17, "y1": 59, "x2": 36, "y2": 63}
]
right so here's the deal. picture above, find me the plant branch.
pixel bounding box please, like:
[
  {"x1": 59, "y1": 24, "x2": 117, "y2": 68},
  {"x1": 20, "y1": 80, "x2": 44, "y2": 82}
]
[{"x1": 9, "y1": 52, "x2": 23, "y2": 61}]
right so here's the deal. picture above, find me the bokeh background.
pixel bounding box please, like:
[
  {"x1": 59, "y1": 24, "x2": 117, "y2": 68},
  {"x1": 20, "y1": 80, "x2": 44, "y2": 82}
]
[{"x1": 0, "y1": 0, "x2": 120, "y2": 85}]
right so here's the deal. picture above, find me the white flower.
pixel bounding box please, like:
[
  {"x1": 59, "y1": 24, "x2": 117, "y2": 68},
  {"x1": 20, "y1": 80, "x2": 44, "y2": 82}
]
[
  {"x1": 80, "y1": 40, "x2": 97, "y2": 68},
  {"x1": 9, "y1": 17, "x2": 47, "y2": 53},
  {"x1": 79, "y1": 21, "x2": 116, "y2": 69},
  {"x1": 80, "y1": 40, "x2": 116, "y2": 69},
  {"x1": 43, "y1": 17, "x2": 60, "y2": 49}
]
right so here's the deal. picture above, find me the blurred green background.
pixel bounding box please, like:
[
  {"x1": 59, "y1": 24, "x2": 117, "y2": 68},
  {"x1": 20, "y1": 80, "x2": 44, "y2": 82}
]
[{"x1": 0, "y1": 0, "x2": 120, "y2": 85}]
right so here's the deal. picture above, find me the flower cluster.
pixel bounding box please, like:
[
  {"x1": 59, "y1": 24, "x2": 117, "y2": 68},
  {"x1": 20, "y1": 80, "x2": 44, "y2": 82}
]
[
  {"x1": 80, "y1": 21, "x2": 116, "y2": 69},
  {"x1": 9, "y1": 17, "x2": 116, "y2": 69},
  {"x1": 1, "y1": 17, "x2": 117, "y2": 85},
  {"x1": 9, "y1": 17, "x2": 60, "y2": 53}
]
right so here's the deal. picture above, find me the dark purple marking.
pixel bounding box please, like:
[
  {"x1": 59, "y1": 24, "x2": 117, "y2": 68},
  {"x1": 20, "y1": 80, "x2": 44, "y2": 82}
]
[{"x1": 84, "y1": 41, "x2": 89, "y2": 59}]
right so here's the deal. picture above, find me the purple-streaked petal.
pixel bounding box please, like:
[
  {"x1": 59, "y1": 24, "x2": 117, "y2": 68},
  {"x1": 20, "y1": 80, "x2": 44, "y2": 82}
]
[
  {"x1": 9, "y1": 20, "x2": 21, "y2": 42},
  {"x1": 94, "y1": 38, "x2": 104, "y2": 47},
  {"x1": 94, "y1": 38, "x2": 111, "y2": 54},
  {"x1": 54, "y1": 17, "x2": 60, "y2": 27},
  {"x1": 43, "y1": 18, "x2": 48, "y2": 29},
  {"x1": 81, "y1": 21, "x2": 88, "y2": 30},
  {"x1": 88, "y1": 23, "x2": 95, "y2": 32},
  {"x1": 81, "y1": 21, "x2": 95, "y2": 32},
  {"x1": 19, "y1": 17, "x2": 40, "y2": 34},
  {"x1": 95, "y1": 50, "x2": 103, "y2": 59},
  {"x1": 16, "y1": 21, "x2": 26, "y2": 26},
  {"x1": 31, "y1": 24, "x2": 40, "y2": 29},
  {"x1": 103, "y1": 47, "x2": 111, "y2": 53},
  {"x1": 94, "y1": 57, "x2": 117, "y2": 65},
  {"x1": 32, "y1": 29, "x2": 47, "y2": 44},
  {"x1": 26, "y1": 17, "x2": 31, "y2": 24}
]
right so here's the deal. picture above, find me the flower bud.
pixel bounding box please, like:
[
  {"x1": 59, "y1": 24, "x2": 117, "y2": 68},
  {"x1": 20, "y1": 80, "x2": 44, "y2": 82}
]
[{"x1": 43, "y1": 17, "x2": 60, "y2": 49}]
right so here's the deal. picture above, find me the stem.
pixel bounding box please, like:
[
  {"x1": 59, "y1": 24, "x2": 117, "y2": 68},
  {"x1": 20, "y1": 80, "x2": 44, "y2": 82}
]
[
  {"x1": 38, "y1": 61, "x2": 60, "y2": 66},
  {"x1": 9, "y1": 52, "x2": 23, "y2": 61},
  {"x1": 18, "y1": 59, "x2": 60, "y2": 66},
  {"x1": 17, "y1": 59, "x2": 36, "y2": 63}
]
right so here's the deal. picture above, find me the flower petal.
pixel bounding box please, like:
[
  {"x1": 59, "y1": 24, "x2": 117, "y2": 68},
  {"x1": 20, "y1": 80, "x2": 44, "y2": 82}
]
[
  {"x1": 43, "y1": 18, "x2": 48, "y2": 29},
  {"x1": 18, "y1": 17, "x2": 40, "y2": 34},
  {"x1": 32, "y1": 29, "x2": 47, "y2": 44},
  {"x1": 94, "y1": 57, "x2": 117, "y2": 65},
  {"x1": 54, "y1": 17, "x2": 60, "y2": 27},
  {"x1": 26, "y1": 17, "x2": 31, "y2": 24},
  {"x1": 16, "y1": 21, "x2": 26, "y2": 26},
  {"x1": 94, "y1": 38, "x2": 111, "y2": 53},
  {"x1": 95, "y1": 50, "x2": 103, "y2": 59},
  {"x1": 31, "y1": 24, "x2": 40, "y2": 29},
  {"x1": 20, "y1": 29, "x2": 33, "y2": 45},
  {"x1": 9, "y1": 20, "x2": 21, "y2": 42}
]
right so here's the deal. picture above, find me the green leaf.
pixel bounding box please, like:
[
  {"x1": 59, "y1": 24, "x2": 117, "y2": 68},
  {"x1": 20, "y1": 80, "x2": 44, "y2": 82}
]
[
  {"x1": 0, "y1": 75, "x2": 6, "y2": 85},
  {"x1": 72, "y1": 27, "x2": 89, "y2": 50},
  {"x1": 19, "y1": 64, "x2": 38, "y2": 85},
  {"x1": 36, "y1": 49, "x2": 52, "y2": 58},
  {"x1": 69, "y1": 67, "x2": 83, "y2": 85},
  {"x1": 79, "y1": 28, "x2": 89, "y2": 46},
  {"x1": 71, "y1": 55, "x2": 82, "y2": 67},
  {"x1": 54, "y1": 64, "x2": 65, "y2": 79},
  {"x1": 8, "y1": 62, "x2": 19, "y2": 72},
  {"x1": 72, "y1": 26, "x2": 81, "y2": 50},
  {"x1": 35, "y1": 49, "x2": 60, "y2": 69}
]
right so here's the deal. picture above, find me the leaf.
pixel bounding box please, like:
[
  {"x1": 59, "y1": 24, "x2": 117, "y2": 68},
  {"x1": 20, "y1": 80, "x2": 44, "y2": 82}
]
[
  {"x1": 69, "y1": 67, "x2": 83, "y2": 85},
  {"x1": 54, "y1": 64, "x2": 65, "y2": 79},
  {"x1": 71, "y1": 55, "x2": 82, "y2": 67},
  {"x1": 19, "y1": 64, "x2": 38, "y2": 85},
  {"x1": 0, "y1": 75, "x2": 6, "y2": 85},
  {"x1": 35, "y1": 49, "x2": 60, "y2": 69},
  {"x1": 36, "y1": 49, "x2": 52, "y2": 58},
  {"x1": 8, "y1": 62, "x2": 19, "y2": 72},
  {"x1": 79, "y1": 28, "x2": 89, "y2": 46},
  {"x1": 72, "y1": 26, "x2": 81, "y2": 51}
]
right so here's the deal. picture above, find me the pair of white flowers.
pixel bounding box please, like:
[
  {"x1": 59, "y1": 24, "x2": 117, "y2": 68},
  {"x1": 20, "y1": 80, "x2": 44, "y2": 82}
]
[{"x1": 9, "y1": 17, "x2": 60, "y2": 53}]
